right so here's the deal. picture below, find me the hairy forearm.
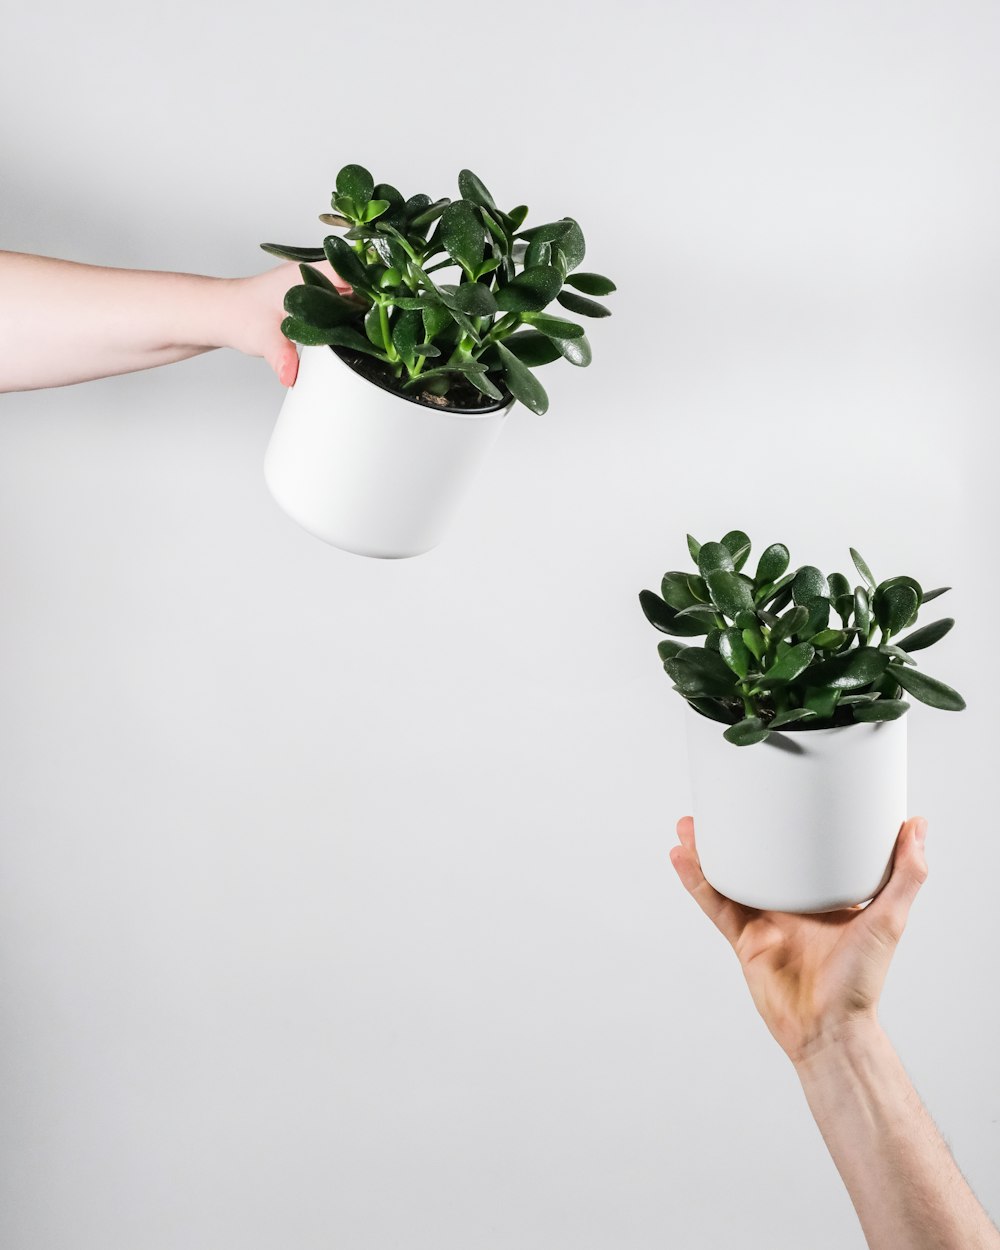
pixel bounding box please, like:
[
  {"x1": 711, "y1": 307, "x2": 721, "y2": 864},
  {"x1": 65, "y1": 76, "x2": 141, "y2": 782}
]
[
  {"x1": 795, "y1": 1022, "x2": 1000, "y2": 1250},
  {"x1": 0, "y1": 251, "x2": 237, "y2": 391}
]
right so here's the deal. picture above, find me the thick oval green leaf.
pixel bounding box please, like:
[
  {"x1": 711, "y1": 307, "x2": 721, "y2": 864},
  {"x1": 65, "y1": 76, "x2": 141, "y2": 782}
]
[
  {"x1": 873, "y1": 580, "x2": 920, "y2": 635},
  {"x1": 499, "y1": 331, "x2": 561, "y2": 367},
  {"x1": 364, "y1": 304, "x2": 384, "y2": 348},
  {"x1": 481, "y1": 208, "x2": 511, "y2": 254},
  {"x1": 755, "y1": 543, "x2": 789, "y2": 584},
  {"x1": 361, "y1": 199, "x2": 390, "y2": 223},
  {"x1": 661, "y1": 572, "x2": 700, "y2": 611},
  {"x1": 890, "y1": 665, "x2": 966, "y2": 710},
  {"x1": 261, "y1": 243, "x2": 326, "y2": 263},
  {"x1": 675, "y1": 605, "x2": 722, "y2": 624},
  {"x1": 921, "y1": 586, "x2": 950, "y2": 603},
  {"x1": 697, "y1": 541, "x2": 735, "y2": 578},
  {"x1": 391, "y1": 309, "x2": 422, "y2": 365},
  {"x1": 832, "y1": 594, "x2": 855, "y2": 625},
  {"x1": 551, "y1": 332, "x2": 591, "y2": 367},
  {"x1": 495, "y1": 342, "x2": 549, "y2": 415},
  {"x1": 686, "y1": 534, "x2": 702, "y2": 562},
  {"x1": 336, "y1": 163, "x2": 375, "y2": 204},
  {"x1": 896, "y1": 617, "x2": 954, "y2": 652},
  {"x1": 283, "y1": 284, "x2": 362, "y2": 328},
  {"x1": 854, "y1": 585, "x2": 872, "y2": 635},
  {"x1": 495, "y1": 266, "x2": 563, "y2": 313},
  {"x1": 556, "y1": 290, "x2": 610, "y2": 318},
  {"x1": 521, "y1": 311, "x2": 585, "y2": 339},
  {"x1": 410, "y1": 198, "x2": 451, "y2": 230},
  {"x1": 440, "y1": 200, "x2": 486, "y2": 273},
  {"x1": 741, "y1": 622, "x2": 766, "y2": 662},
  {"x1": 665, "y1": 649, "x2": 738, "y2": 696},
  {"x1": 323, "y1": 235, "x2": 369, "y2": 290},
  {"x1": 516, "y1": 220, "x2": 573, "y2": 244},
  {"x1": 852, "y1": 699, "x2": 911, "y2": 723},
  {"x1": 457, "y1": 168, "x2": 498, "y2": 211},
  {"x1": 758, "y1": 641, "x2": 815, "y2": 686},
  {"x1": 720, "y1": 530, "x2": 752, "y2": 572},
  {"x1": 554, "y1": 218, "x2": 585, "y2": 271},
  {"x1": 565, "y1": 271, "x2": 616, "y2": 296},
  {"x1": 318, "y1": 213, "x2": 352, "y2": 228},
  {"x1": 756, "y1": 571, "x2": 796, "y2": 608},
  {"x1": 877, "y1": 574, "x2": 923, "y2": 599},
  {"x1": 298, "y1": 263, "x2": 338, "y2": 292},
  {"x1": 792, "y1": 566, "x2": 830, "y2": 605},
  {"x1": 801, "y1": 596, "x2": 831, "y2": 638},
  {"x1": 402, "y1": 194, "x2": 431, "y2": 219},
  {"x1": 706, "y1": 569, "x2": 754, "y2": 618},
  {"x1": 805, "y1": 646, "x2": 888, "y2": 690},
  {"x1": 768, "y1": 708, "x2": 818, "y2": 728},
  {"x1": 810, "y1": 628, "x2": 848, "y2": 650},
  {"x1": 877, "y1": 585, "x2": 919, "y2": 636},
  {"x1": 639, "y1": 590, "x2": 710, "y2": 637},
  {"x1": 827, "y1": 572, "x2": 851, "y2": 601},
  {"x1": 442, "y1": 282, "x2": 497, "y2": 317},
  {"x1": 719, "y1": 628, "x2": 752, "y2": 678},
  {"x1": 772, "y1": 603, "x2": 810, "y2": 644},
  {"x1": 803, "y1": 686, "x2": 841, "y2": 719},
  {"x1": 525, "y1": 237, "x2": 552, "y2": 268},
  {"x1": 373, "y1": 182, "x2": 404, "y2": 207},
  {"x1": 657, "y1": 639, "x2": 688, "y2": 662},
  {"x1": 281, "y1": 317, "x2": 385, "y2": 355},
  {"x1": 850, "y1": 547, "x2": 876, "y2": 590},
  {"x1": 422, "y1": 303, "x2": 452, "y2": 343},
  {"x1": 724, "y1": 717, "x2": 770, "y2": 746},
  {"x1": 464, "y1": 370, "x2": 504, "y2": 402},
  {"x1": 879, "y1": 644, "x2": 915, "y2": 665}
]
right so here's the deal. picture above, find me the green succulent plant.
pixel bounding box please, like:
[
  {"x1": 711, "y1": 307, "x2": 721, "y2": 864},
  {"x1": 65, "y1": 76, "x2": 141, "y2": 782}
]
[
  {"x1": 260, "y1": 163, "x2": 615, "y2": 415},
  {"x1": 639, "y1": 532, "x2": 965, "y2": 745}
]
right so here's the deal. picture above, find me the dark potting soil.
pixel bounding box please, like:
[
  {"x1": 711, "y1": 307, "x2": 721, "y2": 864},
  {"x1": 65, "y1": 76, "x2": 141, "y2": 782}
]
[{"x1": 333, "y1": 347, "x2": 511, "y2": 415}]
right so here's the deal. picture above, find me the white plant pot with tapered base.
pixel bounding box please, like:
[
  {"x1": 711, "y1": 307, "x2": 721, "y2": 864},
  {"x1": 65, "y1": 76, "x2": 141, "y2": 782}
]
[
  {"x1": 685, "y1": 705, "x2": 907, "y2": 913},
  {"x1": 264, "y1": 345, "x2": 512, "y2": 558}
]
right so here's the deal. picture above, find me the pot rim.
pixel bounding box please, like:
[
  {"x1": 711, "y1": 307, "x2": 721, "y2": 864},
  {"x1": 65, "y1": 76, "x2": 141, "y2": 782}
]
[
  {"x1": 327, "y1": 345, "x2": 514, "y2": 418},
  {"x1": 685, "y1": 699, "x2": 904, "y2": 737}
]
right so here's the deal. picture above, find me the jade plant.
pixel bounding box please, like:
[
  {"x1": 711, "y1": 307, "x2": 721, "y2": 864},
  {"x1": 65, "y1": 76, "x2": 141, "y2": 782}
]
[
  {"x1": 639, "y1": 532, "x2": 965, "y2": 745},
  {"x1": 260, "y1": 163, "x2": 615, "y2": 415}
]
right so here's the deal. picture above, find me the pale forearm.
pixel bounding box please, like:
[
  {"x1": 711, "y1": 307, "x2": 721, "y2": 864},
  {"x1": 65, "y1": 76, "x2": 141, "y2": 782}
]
[
  {"x1": 795, "y1": 1022, "x2": 1000, "y2": 1250},
  {"x1": 0, "y1": 251, "x2": 238, "y2": 391}
]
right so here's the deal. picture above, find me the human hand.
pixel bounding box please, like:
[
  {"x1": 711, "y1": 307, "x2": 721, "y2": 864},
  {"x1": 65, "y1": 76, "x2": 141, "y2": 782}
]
[
  {"x1": 669, "y1": 816, "x2": 928, "y2": 1065},
  {"x1": 222, "y1": 262, "x2": 351, "y2": 387}
]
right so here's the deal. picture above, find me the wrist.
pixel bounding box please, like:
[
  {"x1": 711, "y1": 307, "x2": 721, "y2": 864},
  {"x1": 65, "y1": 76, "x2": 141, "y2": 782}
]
[
  {"x1": 180, "y1": 274, "x2": 240, "y2": 352},
  {"x1": 790, "y1": 1013, "x2": 886, "y2": 1076}
]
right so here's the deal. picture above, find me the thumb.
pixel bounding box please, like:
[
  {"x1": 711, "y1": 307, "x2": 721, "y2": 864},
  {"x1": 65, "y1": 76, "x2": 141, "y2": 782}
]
[
  {"x1": 864, "y1": 817, "x2": 929, "y2": 942},
  {"x1": 266, "y1": 336, "x2": 299, "y2": 388}
]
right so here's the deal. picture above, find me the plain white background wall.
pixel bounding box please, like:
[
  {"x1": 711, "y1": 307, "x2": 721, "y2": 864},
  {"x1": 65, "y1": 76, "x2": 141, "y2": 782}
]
[{"x1": 1, "y1": 1, "x2": 998, "y2": 1246}]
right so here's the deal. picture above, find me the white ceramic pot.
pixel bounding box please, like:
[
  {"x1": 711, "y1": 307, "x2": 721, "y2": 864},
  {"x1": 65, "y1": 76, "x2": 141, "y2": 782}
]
[
  {"x1": 685, "y1": 704, "x2": 907, "y2": 912},
  {"x1": 264, "y1": 346, "x2": 512, "y2": 558}
]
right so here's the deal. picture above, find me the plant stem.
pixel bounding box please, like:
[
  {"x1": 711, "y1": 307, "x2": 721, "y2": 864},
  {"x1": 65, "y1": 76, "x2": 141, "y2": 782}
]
[{"x1": 378, "y1": 302, "x2": 397, "y2": 362}]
